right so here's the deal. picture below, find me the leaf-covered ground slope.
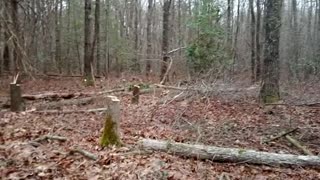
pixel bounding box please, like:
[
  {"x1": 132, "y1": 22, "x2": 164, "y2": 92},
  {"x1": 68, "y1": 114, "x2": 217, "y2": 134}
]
[{"x1": 0, "y1": 77, "x2": 319, "y2": 179}]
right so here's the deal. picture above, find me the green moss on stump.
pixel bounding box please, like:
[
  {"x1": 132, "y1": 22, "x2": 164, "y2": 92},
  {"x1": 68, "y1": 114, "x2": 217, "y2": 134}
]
[{"x1": 100, "y1": 114, "x2": 122, "y2": 147}]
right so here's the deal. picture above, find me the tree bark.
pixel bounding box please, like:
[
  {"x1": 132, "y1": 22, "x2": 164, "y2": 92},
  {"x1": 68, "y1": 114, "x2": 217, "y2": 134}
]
[
  {"x1": 256, "y1": 0, "x2": 262, "y2": 81},
  {"x1": 55, "y1": 0, "x2": 62, "y2": 74},
  {"x1": 95, "y1": 0, "x2": 101, "y2": 76},
  {"x1": 139, "y1": 139, "x2": 320, "y2": 167},
  {"x1": 10, "y1": 83, "x2": 25, "y2": 112},
  {"x1": 259, "y1": 0, "x2": 282, "y2": 104},
  {"x1": 146, "y1": 0, "x2": 153, "y2": 77},
  {"x1": 84, "y1": 0, "x2": 94, "y2": 86},
  {"x1": 160, "y1": 0, "x2": 172, "y2": 84},
  {"x1": 249, "y1": 0, "x2": 256, "y2": 83}
]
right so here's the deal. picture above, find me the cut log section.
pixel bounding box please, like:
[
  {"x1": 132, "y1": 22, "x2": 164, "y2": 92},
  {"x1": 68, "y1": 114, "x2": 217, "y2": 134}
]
[{"x1": 139, "y1": 139, "x2": 320, "y2": 167}]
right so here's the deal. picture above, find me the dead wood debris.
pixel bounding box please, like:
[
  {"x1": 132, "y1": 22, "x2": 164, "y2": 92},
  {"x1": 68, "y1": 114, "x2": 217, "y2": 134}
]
[
  {"x1": 285, "y1": 135, "x2": 314, "y2": 156},
  {"x1": 33, "y1": 135, "x2": 68, "y2": 143},
  {"x1": 69, "y1": 148, "x2": 99, "y2": 161},
  {"x1": 263, "y1": 128, "x2": 299, "y2": 144}
]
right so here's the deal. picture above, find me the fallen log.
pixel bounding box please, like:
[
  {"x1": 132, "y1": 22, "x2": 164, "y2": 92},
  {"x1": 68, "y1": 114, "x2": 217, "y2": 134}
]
[
  {"x1": 22, "y1": 92, "x2": 80, "y2": 100},
  {"x1": 35, "y1": 97, "x2": 95, "y2": 110},
  {"x1": 139, "y1": 139, "x2": 320, "y2": 167},
  {"x1": 22, "y1": 88, "x2": 125, "y2": 101},
  {"x1": 30, "y1": 108, "x2": 108, "y2": 114}
]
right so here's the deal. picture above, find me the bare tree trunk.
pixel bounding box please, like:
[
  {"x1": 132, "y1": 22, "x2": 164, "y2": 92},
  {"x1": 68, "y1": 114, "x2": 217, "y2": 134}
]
[
  {"x1": 104, "y1": 0, "x2": 110, "y2": 77},
  {"x1": 317, "y1": 0, "x2": 320, "y2": 74},
  {"x1": 146, "y1": 0, "x2": 153, "y2": 77},
  {"x1": 260, "y1": 0, "x2": 282, "y2": 103},
  {"x1": 11, "y1": 0, "x2": 21, "y2": 74},
  {"x1": 227, "y1": 0, "x2": 232, "y2": 45},
  {"x1": 84, "y1": 0, "x2": 94, "y2": 85},
  {"x1": 291, "y1": 0, "x2": 300, "y2": 79},
  {"x1": 160, "y1": 0, "x2": 172, "y2": 84},
  {"x1": 132, "y1": 0, "x2": 140, "y2": 72},
  {"x1": 66, "y1": 0, "x2": 72, "y2": 75},
  {"x1": 95, "y1": 0, "x2": 101, "y2": 76},
  {"x1": 249, "y1": 0, "x2": 256, "y2": 83},
  {"x1": 256, "y1": 0, "x2": 262, "y2": 81},
  {"x1": 55, "y1": 0, "x2": 62, "y2": 74}
]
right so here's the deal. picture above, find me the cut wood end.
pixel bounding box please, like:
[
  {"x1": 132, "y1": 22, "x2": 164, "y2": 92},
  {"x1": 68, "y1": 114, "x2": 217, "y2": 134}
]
[{"x1": 107, "y1": 95, "x2": 120, "y2": 102}]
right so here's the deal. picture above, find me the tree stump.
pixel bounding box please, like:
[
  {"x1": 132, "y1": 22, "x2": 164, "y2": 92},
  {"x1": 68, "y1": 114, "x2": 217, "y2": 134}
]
[
  {"x1": 131, "y1": 85, "x2": 140, "y2": 104},
  {"x1": 10, "y1": 83, "x2": 25, "y2": 112},
  {"x1": 100, "y1": 96, "x2": 122, "y2": 147}
]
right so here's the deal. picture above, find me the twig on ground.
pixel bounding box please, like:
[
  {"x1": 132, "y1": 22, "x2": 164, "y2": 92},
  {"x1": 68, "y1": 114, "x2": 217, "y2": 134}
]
[
  {"x1": 285, "y1": 135, "x2": 314, "y2": 156},
  {"x1": 34, "y1": 135, "x2": 68, "y2": 143},
  {"x1": 69, "y1": 148, "x2": 99, "y2": 161},
  {"x1": 262, "y1": 128, "x2": 298, "y2": 144}
]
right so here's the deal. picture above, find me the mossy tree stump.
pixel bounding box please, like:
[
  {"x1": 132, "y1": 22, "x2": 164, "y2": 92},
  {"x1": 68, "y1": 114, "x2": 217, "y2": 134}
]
[
  {"x1": 131, "y1": 85, "x2": 140, "y2": 104},
  {"x1": 100, "y1": 96, "x2": 122, "y2": 147},
  {"x1": 10, "y1": 83, "x2": 25, "y2": 112}
]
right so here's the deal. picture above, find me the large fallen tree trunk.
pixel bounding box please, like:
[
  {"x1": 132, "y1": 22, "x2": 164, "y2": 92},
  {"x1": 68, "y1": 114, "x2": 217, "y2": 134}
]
[{"x1": 139, "y1": 139, "x2": 320, "y2": 167}]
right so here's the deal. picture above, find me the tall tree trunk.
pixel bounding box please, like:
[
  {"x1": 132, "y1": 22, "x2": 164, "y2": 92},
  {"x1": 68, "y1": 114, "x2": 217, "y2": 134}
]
[
  {"x1": 84, "y1": 0, "x2": 94, "y2": 85},
  {"x1": 256, "y1": 0, "x2": 262, "y2": 81},
  {"x1": 146, "y1": 0, "x2": 153, "y2": 77},
  {"x1": 11, "y1": 0, "x2": 21, "y2": 73},
  {"x1": 259, "y1": 0, "x2": 282, "y2": 104},
  {"x1": 249, "y1": 0, "x2": 256, "y2": 83},
  {"x1": 160, "y1": 0, "x2": 172, "y2": 84},
  {"x1": 95, "y1": 0, "x2": 101, "y2": 76},
  {"x1": 232, "y1": 0, "x2": 241, "y2": 74},
  {"x1": 66, "y1": 0, "x2": 72, "y2": 75},
  {"x1": 317, "y1": 0, "x2": 320, "y2": 74},
  {"x1": 132, "y1": 0, "x2": 140, "y2": 72},
  {"x1": 291, "y1": 0, "x2": 300, "y2": 79},
  {"x1": 55, "y1": 0, "x2": 62, "y2": 74},
  {"x1": 227, "y1": 0, "x2": 232, "y2": 45},
  {"x1": 104, "y1": 0, "x2": 110, "y2": 77}
]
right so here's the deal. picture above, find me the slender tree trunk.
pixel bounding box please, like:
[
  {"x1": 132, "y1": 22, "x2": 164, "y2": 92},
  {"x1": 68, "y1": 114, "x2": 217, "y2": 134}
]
[
  {"x1": 291, "y1": 0, "x2": 300, "y2": 79},
  {"x1": 95, "y1": 0, "x2": 101, "y2": 76},
  {"x1": 227, "y1": 0, "x2": 232, "y2": 45},
  {"x1": 84, "y1": 0, "x2": 94, "y2": 85},
  {"x1": 317, "y1": 0, "x2": 320, "y2": 74},
  {"x1": 256, "y1": 0, "x2": 262, "y2": 81},
  {"x1": 160, "y1": 0, "x2": 172, "y2": 84},
  {"x1": 232, "y1": 0, "x2": 241, "y2": 74},
  {"x1": 146, "y1": 0, "x2": 153, "y2": 77},
  {"x1": 11, "y1": 0, "x2": 21, "y2": 73},
  {"x1": 132, "y1": 0, "x2": 140, "y2": 72},
  {"x1": 55, "y1": 0, "x2": 62, "y2": 74},
  {"x1": 104, "y1": 0, "x2": 110, "y2": 77},
  {"x1": 259, "y1": 0, "x2": 282, "y2": 104},
  {"x1": 66, "y1": 0, "x2": 72, "y2": 75},
  {"x1": 249, "y1": 0, "x2": 256, "y2": 83}
]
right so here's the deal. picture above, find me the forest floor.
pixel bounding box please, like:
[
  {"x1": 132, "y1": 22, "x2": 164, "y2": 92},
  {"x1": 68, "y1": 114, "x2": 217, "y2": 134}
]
[{"x1": 0, "y1": 75, "x2": 319, "y2": 179}]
